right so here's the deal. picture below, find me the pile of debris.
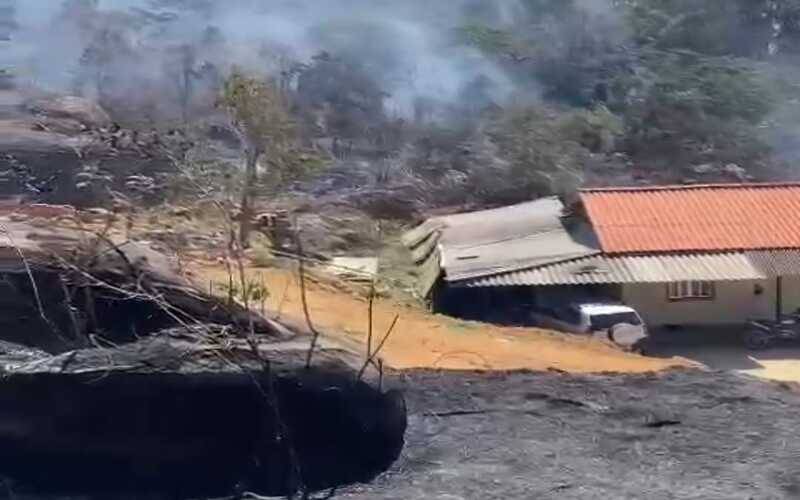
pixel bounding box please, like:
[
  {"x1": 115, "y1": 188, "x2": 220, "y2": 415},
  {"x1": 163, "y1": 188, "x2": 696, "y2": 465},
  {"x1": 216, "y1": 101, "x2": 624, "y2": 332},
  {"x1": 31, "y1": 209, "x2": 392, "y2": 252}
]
[{"x1": 0, "y1": 217, "x2": 406, "y2": 498}]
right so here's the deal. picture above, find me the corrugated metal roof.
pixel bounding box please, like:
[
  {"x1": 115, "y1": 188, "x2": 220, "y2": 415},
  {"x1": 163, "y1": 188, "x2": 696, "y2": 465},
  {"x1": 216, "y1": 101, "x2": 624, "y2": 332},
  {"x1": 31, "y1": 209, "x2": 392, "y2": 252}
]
[
  {"x1": 442, "y1": 225, "x2": 600, "y2": 282},
  {"x1": 458, "y1": 252, "x2": 767, "y2": 288},
  {"x1": 748, "y1": 250, "x2": 800, "y2": 277},
  {"x1": 402, "y1": 197, "x2": 600, "y2": 289},
  {"x1": 580, "y1": 183, "x2": 800, "y2": 254}
]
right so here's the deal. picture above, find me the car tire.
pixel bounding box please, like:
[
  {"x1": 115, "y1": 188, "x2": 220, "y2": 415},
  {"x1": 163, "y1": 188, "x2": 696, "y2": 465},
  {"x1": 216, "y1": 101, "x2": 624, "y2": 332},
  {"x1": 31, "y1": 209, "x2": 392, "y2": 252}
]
[{"x1": 608, "y1": 323, "x2": 647, "y2": 350}]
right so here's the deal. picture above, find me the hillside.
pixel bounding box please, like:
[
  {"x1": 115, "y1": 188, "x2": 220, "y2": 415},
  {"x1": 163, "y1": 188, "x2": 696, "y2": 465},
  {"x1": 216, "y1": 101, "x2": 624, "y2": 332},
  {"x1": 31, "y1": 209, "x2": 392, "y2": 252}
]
[{"x1": 195, "y1": 264, "x2": 686, "y2": 373}]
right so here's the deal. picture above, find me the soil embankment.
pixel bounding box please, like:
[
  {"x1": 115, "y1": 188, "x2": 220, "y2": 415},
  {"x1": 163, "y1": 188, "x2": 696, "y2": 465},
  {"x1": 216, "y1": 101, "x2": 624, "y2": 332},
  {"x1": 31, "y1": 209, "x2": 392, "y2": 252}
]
[{"x1": 196, "y1": 265, "x2": 689, "y2": 373}]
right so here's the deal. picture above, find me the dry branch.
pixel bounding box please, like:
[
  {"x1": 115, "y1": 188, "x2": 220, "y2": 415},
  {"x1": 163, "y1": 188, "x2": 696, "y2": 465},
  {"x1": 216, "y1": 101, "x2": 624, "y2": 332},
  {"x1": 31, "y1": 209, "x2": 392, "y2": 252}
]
[
  {"x1": 293, "y1": 230, "x2": 321, "y2": 369},
  {"x1": 358, "y1": 314, "x2": 399, "y2": 381}
]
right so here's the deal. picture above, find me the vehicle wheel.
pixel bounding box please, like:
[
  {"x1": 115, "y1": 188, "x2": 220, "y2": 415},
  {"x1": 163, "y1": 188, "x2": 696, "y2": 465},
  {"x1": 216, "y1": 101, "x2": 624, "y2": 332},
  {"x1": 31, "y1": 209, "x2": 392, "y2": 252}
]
[
  {"x1": 743, "y1": 329, "x2": 771, "y2": 350},
  {"x1": 608, "y1": 323, "x2": 647, "y2": 350}
]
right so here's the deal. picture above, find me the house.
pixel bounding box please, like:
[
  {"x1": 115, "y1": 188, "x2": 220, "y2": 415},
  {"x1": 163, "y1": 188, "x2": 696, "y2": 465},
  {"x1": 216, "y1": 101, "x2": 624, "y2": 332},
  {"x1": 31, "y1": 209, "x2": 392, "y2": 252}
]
[{"x1": 405, "y1": 183, "x2": 800, "y2": 328}]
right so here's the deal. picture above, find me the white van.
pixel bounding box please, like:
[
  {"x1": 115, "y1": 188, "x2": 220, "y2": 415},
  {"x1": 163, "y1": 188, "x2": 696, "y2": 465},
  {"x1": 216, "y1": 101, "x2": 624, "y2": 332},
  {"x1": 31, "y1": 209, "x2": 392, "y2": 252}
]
[{"x1": 531, "y1": 303, "x2": 649, "y2": 351}]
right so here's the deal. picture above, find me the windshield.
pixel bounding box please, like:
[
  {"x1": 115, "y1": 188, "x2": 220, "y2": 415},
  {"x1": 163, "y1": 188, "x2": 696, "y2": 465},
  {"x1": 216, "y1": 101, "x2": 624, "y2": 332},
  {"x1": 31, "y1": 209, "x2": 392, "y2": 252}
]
[{"x1": 590, "y1": 312, "x2": 642, "y2": 330}]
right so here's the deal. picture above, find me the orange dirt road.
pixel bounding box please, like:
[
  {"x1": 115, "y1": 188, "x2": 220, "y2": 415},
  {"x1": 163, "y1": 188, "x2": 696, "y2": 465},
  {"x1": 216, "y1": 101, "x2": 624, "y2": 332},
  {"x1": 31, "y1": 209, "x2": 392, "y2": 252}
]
[{"x1": 194, "y1": 264, "x2": 689, "y2": 373}]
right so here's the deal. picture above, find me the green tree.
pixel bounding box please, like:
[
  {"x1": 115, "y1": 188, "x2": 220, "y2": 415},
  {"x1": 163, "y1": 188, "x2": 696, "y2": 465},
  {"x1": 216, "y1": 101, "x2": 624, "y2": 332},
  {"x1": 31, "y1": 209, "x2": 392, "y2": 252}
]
[
  {"x1": 621, "y1": 50, "x2": 774, "y2": 168},
  {"x1": 488, "y1": 106, "x2": 590, "y2": 200},
  {"x1": 620, "y1": 0, "x2": 800, "y2": 57},
  {"x1": 221, "y1": 70, "x2": 294, "y2": 246}
]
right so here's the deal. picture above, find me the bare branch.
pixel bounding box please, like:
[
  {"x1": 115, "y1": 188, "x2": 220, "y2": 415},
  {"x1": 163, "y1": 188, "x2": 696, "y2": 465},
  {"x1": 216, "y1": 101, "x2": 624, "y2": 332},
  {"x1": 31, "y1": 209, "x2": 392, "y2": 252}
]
[
  {"x1": 0, "y1": 222, "x2": 50, "y2": 327},
  {"x1": 357, "y1": 314, "x2": 399, "y2": 381},
  {"x1": 366, "y1": 282, "x2": 375, "y2": 367},
  {"x1": 293, "y1": 229, "x2": 321, "y2": 369}
]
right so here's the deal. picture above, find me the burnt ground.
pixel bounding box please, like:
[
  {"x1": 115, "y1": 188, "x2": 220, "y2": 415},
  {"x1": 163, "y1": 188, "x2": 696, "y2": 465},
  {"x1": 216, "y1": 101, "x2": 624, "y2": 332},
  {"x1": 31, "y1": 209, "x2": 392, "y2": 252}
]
[{"x1": 337, "y1": 369, "x2": 800, "y2": 500}]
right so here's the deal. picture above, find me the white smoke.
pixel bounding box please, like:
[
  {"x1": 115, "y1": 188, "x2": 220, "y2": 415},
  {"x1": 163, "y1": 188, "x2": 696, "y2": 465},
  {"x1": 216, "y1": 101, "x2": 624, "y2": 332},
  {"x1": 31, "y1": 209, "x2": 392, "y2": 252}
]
[
  {"x1": 3, "y1": 1, "x2": 530, "y2": 116},
  {"x1": 4, "y1": 0, "x2": 625, "y2": 122}
]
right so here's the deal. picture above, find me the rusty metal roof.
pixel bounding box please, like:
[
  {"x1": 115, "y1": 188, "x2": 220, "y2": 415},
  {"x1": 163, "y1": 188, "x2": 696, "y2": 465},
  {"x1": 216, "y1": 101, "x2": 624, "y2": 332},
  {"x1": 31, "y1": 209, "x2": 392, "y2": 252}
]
[
  {"x1": 458, "y1": 252, "x2": 769, "y2": 288},
  {"x1": 580, "y1": 183, "x2": 800, "y2": 254}
]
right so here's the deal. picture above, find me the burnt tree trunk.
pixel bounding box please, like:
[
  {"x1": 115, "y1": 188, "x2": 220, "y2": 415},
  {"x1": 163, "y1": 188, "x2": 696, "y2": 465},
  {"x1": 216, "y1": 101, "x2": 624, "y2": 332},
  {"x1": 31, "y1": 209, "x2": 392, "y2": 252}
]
[{"x1": 239, "y1": 147, "x2": 261, "y2": 248}]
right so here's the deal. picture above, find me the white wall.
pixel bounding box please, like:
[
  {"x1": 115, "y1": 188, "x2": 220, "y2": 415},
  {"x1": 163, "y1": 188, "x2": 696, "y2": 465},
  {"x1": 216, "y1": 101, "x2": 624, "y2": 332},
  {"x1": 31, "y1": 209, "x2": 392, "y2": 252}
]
[{"x1": 621, "y1": 280, "x2": 778, "y2": 327}]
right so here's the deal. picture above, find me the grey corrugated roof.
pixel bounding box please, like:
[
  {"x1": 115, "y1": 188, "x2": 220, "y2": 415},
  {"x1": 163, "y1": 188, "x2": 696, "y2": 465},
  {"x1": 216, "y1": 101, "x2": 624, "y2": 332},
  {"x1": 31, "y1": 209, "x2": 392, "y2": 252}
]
[
  {"x1": 458, "y1": 253, "x2": 769, "y2": 288},
  {"x1": 403, "y1": 198, "x2": 601, "y2": 291},
  {"x1": 442, "y1": 221, "x2": 600, "y2": 281},
  {"x1": 747, "y1": 250, "x2": 800, "y2": 277}
]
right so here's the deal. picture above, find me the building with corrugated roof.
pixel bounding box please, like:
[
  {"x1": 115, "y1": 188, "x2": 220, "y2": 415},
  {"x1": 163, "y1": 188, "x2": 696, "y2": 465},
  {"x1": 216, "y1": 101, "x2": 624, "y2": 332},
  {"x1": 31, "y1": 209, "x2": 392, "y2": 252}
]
[{"x1": 405, "y1": 183, "x2": 800, "y2": 327}]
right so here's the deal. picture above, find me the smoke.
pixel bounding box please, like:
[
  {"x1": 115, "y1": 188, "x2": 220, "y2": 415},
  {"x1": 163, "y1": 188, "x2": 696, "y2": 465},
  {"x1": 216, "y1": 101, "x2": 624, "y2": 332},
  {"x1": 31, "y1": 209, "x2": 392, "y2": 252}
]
[{"x1": 3, "y1": 0, "x2": 623, "y2": 122}]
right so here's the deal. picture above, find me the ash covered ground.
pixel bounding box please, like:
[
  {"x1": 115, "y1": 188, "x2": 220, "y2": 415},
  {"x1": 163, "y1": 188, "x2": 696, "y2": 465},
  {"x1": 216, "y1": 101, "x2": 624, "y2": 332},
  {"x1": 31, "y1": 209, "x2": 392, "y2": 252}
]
[{"x1": 339, "y1": 369, "x2": 800, "y2": 500}]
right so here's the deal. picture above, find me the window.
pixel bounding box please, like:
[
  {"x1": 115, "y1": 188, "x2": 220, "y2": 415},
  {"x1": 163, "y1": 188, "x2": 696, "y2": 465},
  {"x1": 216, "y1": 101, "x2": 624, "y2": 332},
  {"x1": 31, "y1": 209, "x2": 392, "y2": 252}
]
[
  {"x1": 559, "y1": 306, "x2": 581, "y2": 325},
  {"x1": 590, "y1": 312, "x2": 643, "y2": 330},
  {"x1": 667, "y1": 281, "x2": 715, "y2": 300}
]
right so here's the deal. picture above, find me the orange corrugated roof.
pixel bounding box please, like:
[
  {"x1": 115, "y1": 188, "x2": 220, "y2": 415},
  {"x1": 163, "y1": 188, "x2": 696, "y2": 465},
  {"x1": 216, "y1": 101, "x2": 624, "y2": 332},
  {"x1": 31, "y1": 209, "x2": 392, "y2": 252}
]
[{"x1": 580, "y1": 183, "x2": 800, "y2": 254}]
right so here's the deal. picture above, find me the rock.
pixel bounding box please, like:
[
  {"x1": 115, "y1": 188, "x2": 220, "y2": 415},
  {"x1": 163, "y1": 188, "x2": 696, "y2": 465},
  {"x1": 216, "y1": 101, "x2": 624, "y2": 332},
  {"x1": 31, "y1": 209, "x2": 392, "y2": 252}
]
[
  {"x1": 0, "y1": 89, "x2": 177, "y2": 207},
  {"x1": 25, "y1": 95, "x2": 112, "y2": 129}
]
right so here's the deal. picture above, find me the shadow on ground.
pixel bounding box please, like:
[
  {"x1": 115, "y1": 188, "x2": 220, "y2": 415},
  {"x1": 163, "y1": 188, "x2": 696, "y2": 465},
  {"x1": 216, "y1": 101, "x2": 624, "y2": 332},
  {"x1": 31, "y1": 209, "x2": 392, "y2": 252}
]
[{"x1": 647, "y1": 326, "x2": 800, "y2": 380}]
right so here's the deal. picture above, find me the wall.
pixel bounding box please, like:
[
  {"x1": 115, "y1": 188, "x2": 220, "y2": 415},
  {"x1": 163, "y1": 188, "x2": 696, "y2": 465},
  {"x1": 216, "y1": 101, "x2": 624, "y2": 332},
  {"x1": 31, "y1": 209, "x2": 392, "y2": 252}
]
[
  {"x1": 621, "y1": 279, "x2": 778, "y2": 327},
  {"x1": 781, "y1": 275, "x2": 800, "y2": 315}
]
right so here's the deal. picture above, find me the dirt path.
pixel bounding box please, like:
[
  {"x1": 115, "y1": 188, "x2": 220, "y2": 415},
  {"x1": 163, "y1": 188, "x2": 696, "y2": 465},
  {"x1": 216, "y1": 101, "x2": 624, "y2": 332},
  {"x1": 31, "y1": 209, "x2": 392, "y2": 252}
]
[{"x1": 193, "y1": 264, "x2": 687, "y2": 373}]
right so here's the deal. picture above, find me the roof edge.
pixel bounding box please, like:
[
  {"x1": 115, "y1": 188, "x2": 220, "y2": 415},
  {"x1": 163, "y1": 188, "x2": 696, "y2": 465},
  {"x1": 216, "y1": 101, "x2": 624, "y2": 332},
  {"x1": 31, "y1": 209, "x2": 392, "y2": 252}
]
[
  {"x1": 580, "y1": 182, "x2": 800, "y2": 194},
  {"x1": 603, "y1": 246, "x2": 800, "y2": 257}
]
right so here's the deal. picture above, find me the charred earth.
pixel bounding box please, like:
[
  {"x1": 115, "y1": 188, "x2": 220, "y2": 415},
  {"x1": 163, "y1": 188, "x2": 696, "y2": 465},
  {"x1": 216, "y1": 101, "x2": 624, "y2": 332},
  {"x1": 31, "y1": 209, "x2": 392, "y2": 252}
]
[{"x1": 340, "y1": 369, "x2": 800, "y2": 499}]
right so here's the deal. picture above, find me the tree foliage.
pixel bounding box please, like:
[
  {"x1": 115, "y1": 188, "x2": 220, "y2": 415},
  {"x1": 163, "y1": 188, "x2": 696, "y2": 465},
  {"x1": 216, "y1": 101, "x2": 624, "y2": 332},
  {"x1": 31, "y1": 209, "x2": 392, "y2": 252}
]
[
  {"x1": 221, "y1": 70, "x2": 294, "y2": 158},
  {"x1": 446, "y1": 0, "x2": 793, "y2": 188},
  {"x1": 221, "y1": 70, "x2": 295, "y2": 245},
  {"x1": 489, "y1": 106, "x2": 590, "y2": 198}
]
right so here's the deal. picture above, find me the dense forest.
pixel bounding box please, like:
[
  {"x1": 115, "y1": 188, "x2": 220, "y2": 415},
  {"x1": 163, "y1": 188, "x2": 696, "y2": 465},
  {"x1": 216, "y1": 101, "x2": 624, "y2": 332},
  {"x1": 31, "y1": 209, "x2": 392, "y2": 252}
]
[{"x1": 4, "y1": 0, "x2": 800, "y2": 209}]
